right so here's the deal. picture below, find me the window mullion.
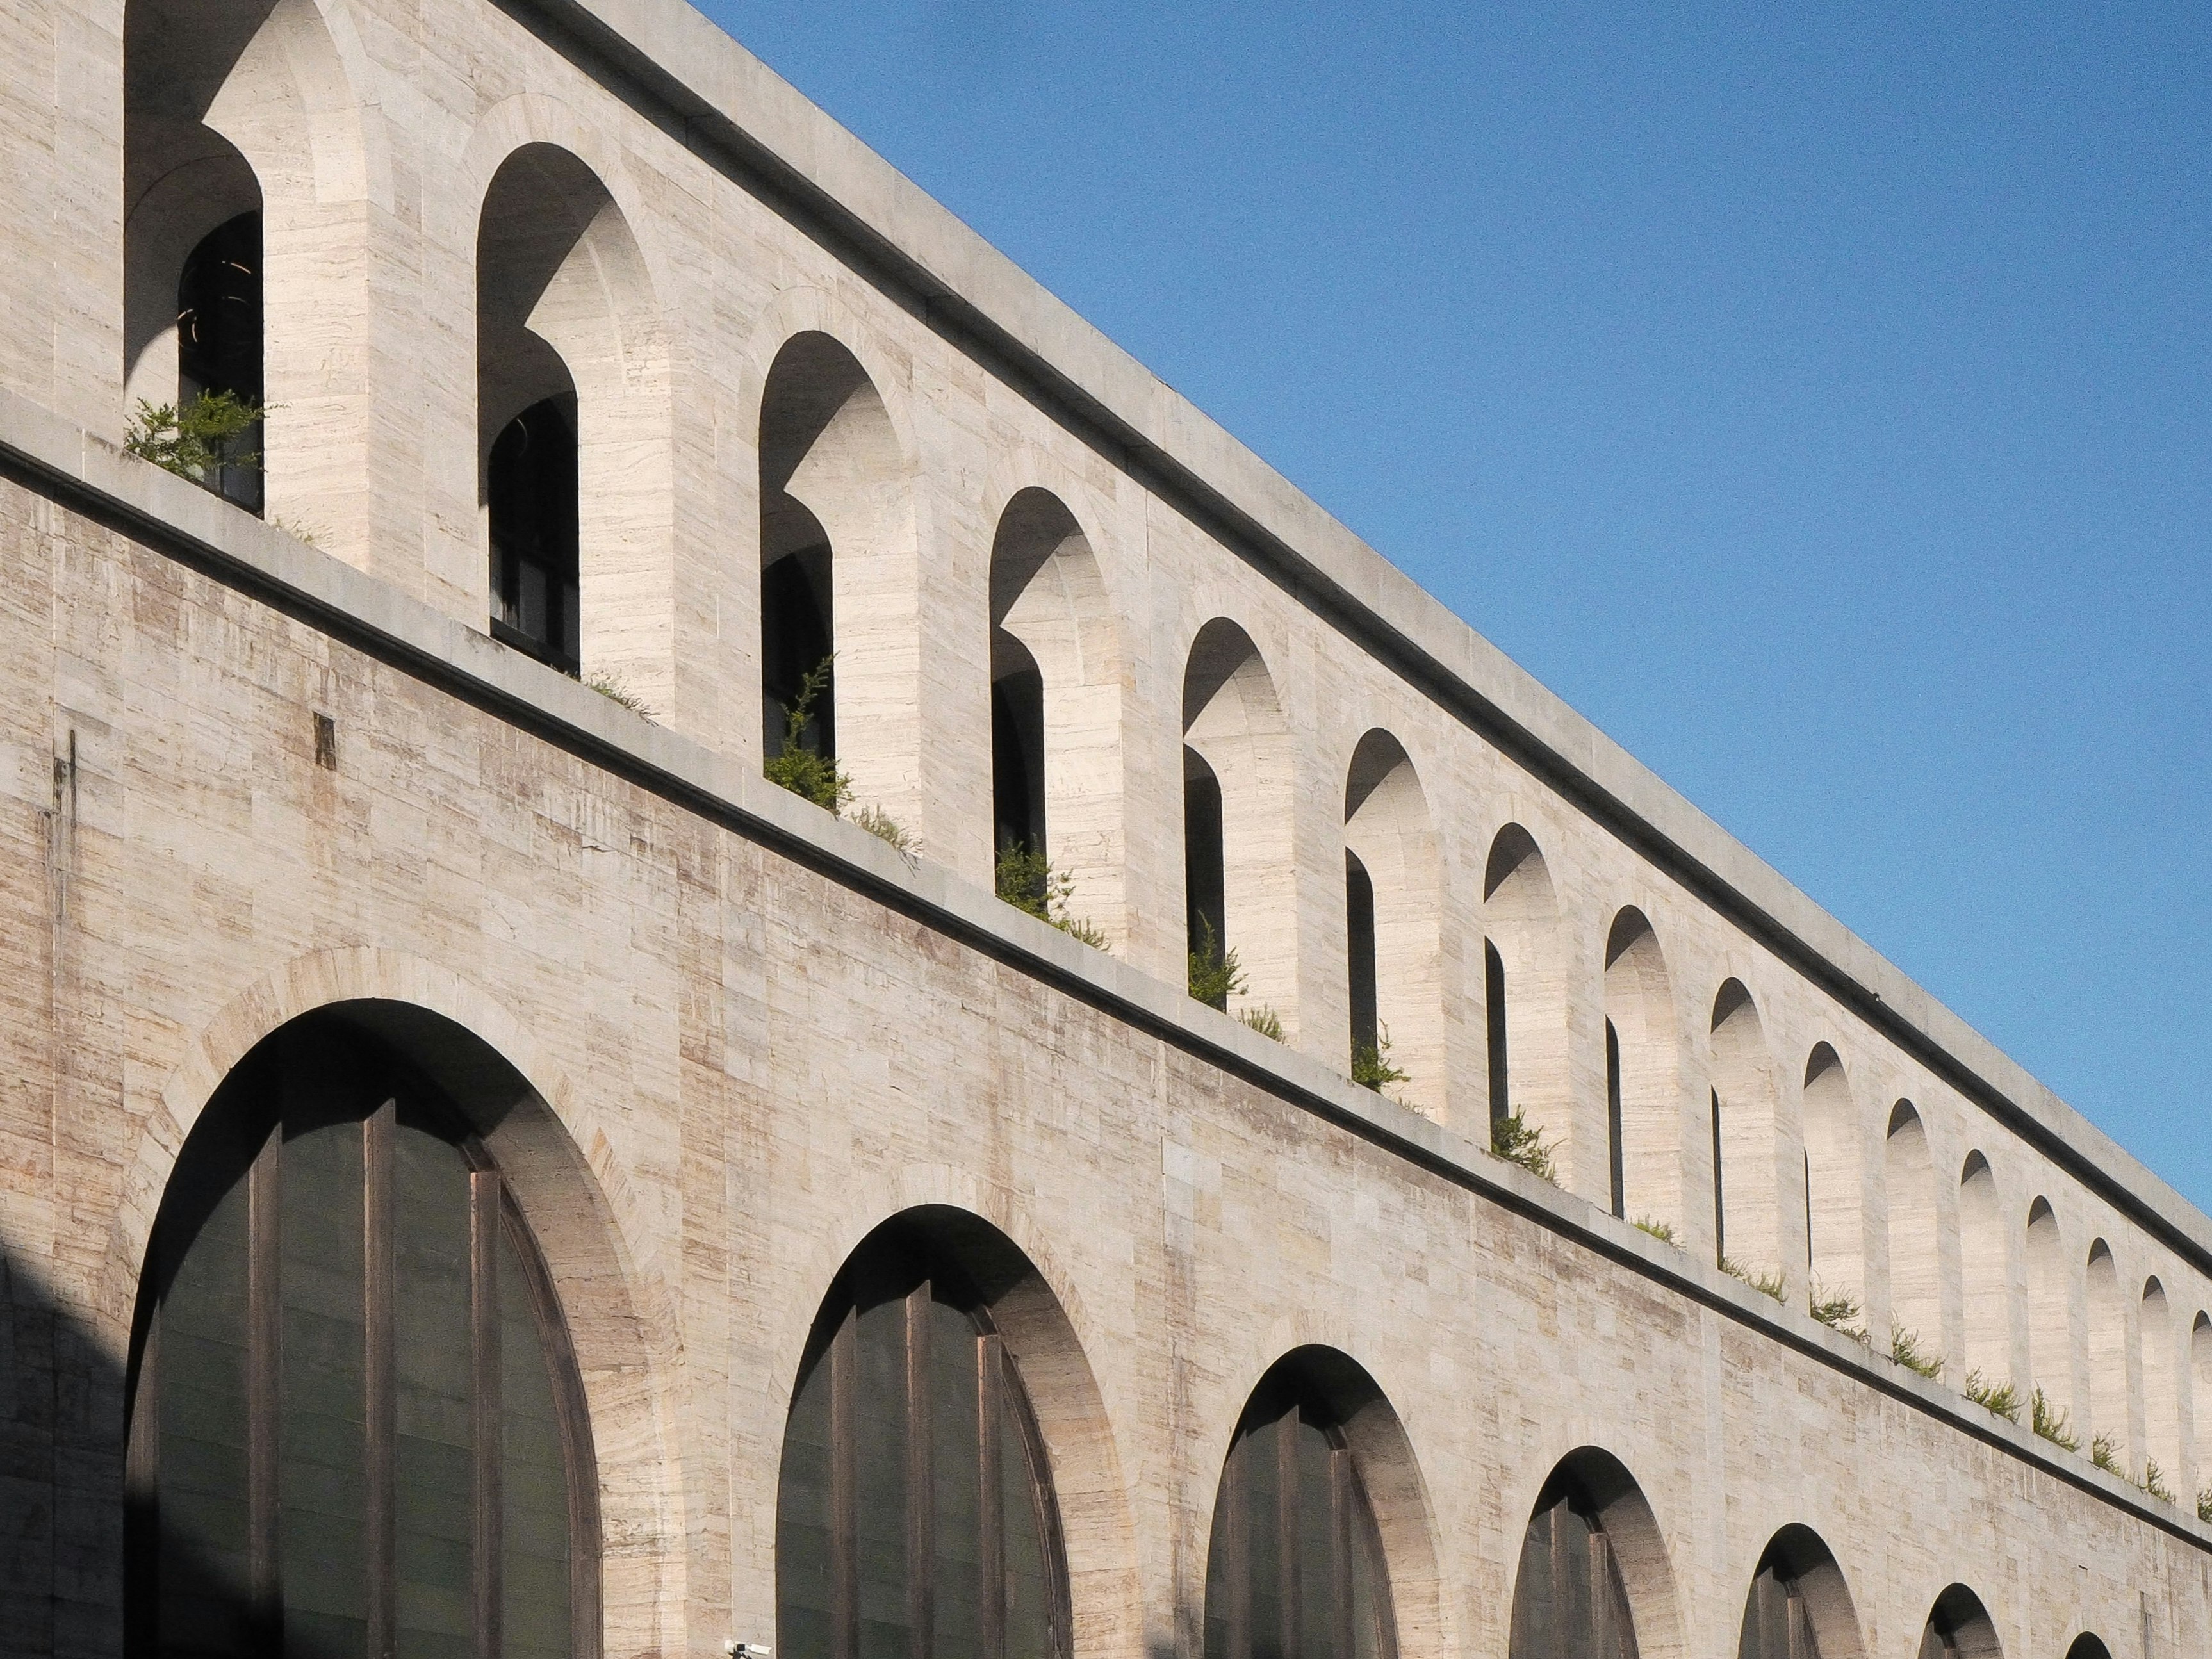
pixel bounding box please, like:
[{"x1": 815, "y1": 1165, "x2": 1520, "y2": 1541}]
[
  {"x1": 979, "y1": 1332, "x2": 1006, "y2": 1659},
  {"x1": 365, "y1": 1100, "x2": 396, "y2": 1659},
  {"x1": 473, "y1": 1168, "x2": 504, "y2": 1659},
  {"x1": 247, "y1": 1125, "x2": 283, "y2": 1656}
]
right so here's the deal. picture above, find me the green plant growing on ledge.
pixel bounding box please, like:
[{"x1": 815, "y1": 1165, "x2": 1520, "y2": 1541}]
[
  {"x1": 764, "y1": 657, "x2": 851, "y2": 813},
  {"x1": 2142, "y1": 1459, "x2": 2174, "y2": 1505},
  {"x1": 1350, "y1": 1027, "x2": 1407, "y2": 1094},
  {"x1": 586, "y1": 671, "x2": 654, "y2": 719},
  {"x1": 1487, "y1": 1106, "x2": 1556, "y2": 1184},
  {"x1": 853, "y1": 804, "x2": 918, "y2": 863},
  {"x1": 994, "y1": 841, "x2": 1106, "y2": 949},
  {"x1": 2090, "y1": 1434, "x2": 2125, "y2": 1478},
  {"x1": 1720, "y1": 1257, "x2": 1788, "y2": 1304},
  {"x1": 1808, "y1": 1284, "x2": 1867, "y2": 1344},
  {"x1": 1187, "y1": 917, "x2": 1244, "y2": 1009},
  {"x1": 1237, "y1": 1005, "x2": 1284, "y2": 1042},
  {"x1": 2031, "y1": 1386, "x2": 2079, "y2": 1452},
  {"x1": 126, "y1": 391, "x2": 265, "y2": 492},
  {"x1": 1632, "y1": 1217, "x2": 1675, "y2": 1245},
  {"x1": 2197, "y1": 1486, "x2": 2212, "y2": 1524},
  {"x1": 1888, "y1": 1324, "x2": 1944, "y2": 1380},
  {"x1": 1963, "y1": 1370, "x2": 2020, "y2": 1425}
]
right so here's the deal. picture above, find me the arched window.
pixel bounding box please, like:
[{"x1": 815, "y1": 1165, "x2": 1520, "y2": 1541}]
[
  {"x1": 1507, "y1": 1474, "x2": 1637, "y2": 1659},
  {"x1": 1342, "y1": 731, "x2": 1441, "y2": 1115},
  {"x1": 1957, "y1": 1154, "x2": 2008, "y2": 1389},
  {"x1": 1185, "y1": 749, "x2": 1229, "y2": 1002},
  {"x1": 1603, "y1": 910, "x2": 1679, "y2": 1233},
  {"x1": 2140, "y1": 1279, "x2": 2179, "y2": 1490},
  {"x1": 1736, "y1": 1528, "x2": 1856, "y2": 1659},
  {"x1": 776, "y1": 1229, "x2": 1067, "y2": 1659},
  {"x1": 1801, "y1": 1047, "x2": 1863, "y2": 1309},
  {"x1": 2085, "y1": 1240, "x2": 2129, "y2": 1457},
  {"x1": 1885, "y1": 1102, "x2": 1942, "y2": 1367},
  {"x1": 2063, "y1": 1637, "x2": 2111, "y2": 1659},
  {"x1": 1482, "y1": 826, "x2": 1568, "y2": 1180},
  {"x1": 2026, "y1": 1198, "x2": 2074, "y2": 1425},
  {"x1": 1202, "y1": 1368, "x2": 1395, "y2": 1659},
  {"x1": 1710, "y1": 982, "x2": 1780, "y2": 1278},
  {"x1": 125, "y1": 1024, "x2": 598, "y2": 1659}
]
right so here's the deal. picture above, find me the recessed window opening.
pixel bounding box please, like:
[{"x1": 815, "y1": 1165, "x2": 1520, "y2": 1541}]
[
  {"x1": 1602, "y1": 910, "x2": 1678, "y2": 1232},
  {"x1": 1185, "y1": 751, "x2": 1228, "y2": 1003},
  {"x1": 1201, "y1": 1364, "x2": 1396, "y2": 1659},
  {"x1": 1885, "y1": 1102, "x2": 1942, "y2": 1366},
  {"x1": 1507, "y1": 1473, "x2": 1638, "y2": 1659},
  {"x1": 775, "y1": 1225, "x2": 1068, "y2": 1659},
  {"x1": 125, "y1": 1021, "x2": 598, "y2": 1659},
  {"x1": 2026, "y1": 1198, "x2": 2070, "y2": 1420},
  {"x1": 2085, "y1": 1240, "x2": 2128, "y2": 1454},
  {"x1": 1802, "y1": 1046, "x2": 1864, "y2": 1311},
  {"x1": 1711, "y1": 1090, "x2": 1726, "y2": 1263},
  {"x1": 487, "y1": 395, "x2": 582, "y2": 675},
  {"x1": 1710, "y1": 981, "x2": 1780, "y2": 1279},
  {"x1": 1604, "y1": 1021, "x2": 1626, "y2": 1220},
  {"x1": 762, "y1": 538, "x2": 836, "y2": 764},
  {"x1": 2140, "y1": 1279, "x2": 2179, "y2": 1496},
  {"x1": 1347, "y1": 853, "x2": 1380, "y2": 1068},
  {"x1": 1484, "y1": 941, "x2": 1509, "y2": 1132},
  {"x1": 174, "y1": 211, "x2": 265, "y2": 512},
  {"x1": 992, "y1": 648, "x2": 1047, "y2": 863}
]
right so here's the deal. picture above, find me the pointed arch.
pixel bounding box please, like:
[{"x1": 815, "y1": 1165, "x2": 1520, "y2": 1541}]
[
  {"x1": 1735, "y1": 1525, "x2": 1862, "y2": 1659},
  {"x1": 1801, "y1": 1047, "x2": 1863, "y2": 1311},
  {"x1": 1884, "y1": 1102, "x2": 1942, "y2": 1369},
  {"x1": 1709, "y1": 982, "x2": 1781, "y2": 1278},
  {"x1": 1956, "y1": 1153, "x2": 2008, "y2": 1389},
  {"x1": 1603, "y1": 910, "x2": 1680, "y2": 1231},
  {"x1": 1505, "y1": 1448, "x2": 1682, "y2": 1659},
  {"x1": 1343, "y1": 733, "x2": 1443, "y2": 1117},
  {"x1": 124, "y1": 0, "x2": 372, "y2": 539},
  {"x1": 477, "y1": 142, "x2": 672, "y2": 696},
  {"x1": 2025, "y1": 1198, "x2": 2074, "y2": 1426},
  {"x1": 757, "y1": 331, "x2": 914, "y2": 823},
  {"x1": 1482, "y1": 827, "x2": 1569, "y2": 1176},
  {"x1": 1184, "y1": 621, "x2": 1297, "y2": 1034},
  {"x1": 988, "y1": 489, "x2": 1125, "y2": 941}
]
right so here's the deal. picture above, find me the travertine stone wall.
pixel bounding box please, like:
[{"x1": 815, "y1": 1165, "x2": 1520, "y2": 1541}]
[{"x1": 1, "y1": 0, "x2": 2210, "y2": 1654}]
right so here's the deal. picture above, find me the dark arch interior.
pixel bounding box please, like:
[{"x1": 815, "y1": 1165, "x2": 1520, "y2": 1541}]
[
  {"x1": 763, "y1": 537, "x2": 835, "y2": 763},
  {"x1": 1202, "y1": 1351, "x2": 1397, "y2": 1659},
  {"x1": 487, "y1": 394, "x2": 582, "y2": 675},
  {"x1": 1184, "y1": 748, "x2": 1227, "y2": 992},
  {"x1": 992, "y1": 646, "x2": 1046, "y2": 862},
  {"x1": 1346, "y1": 852, "x2": 1378, "y2": 1069},
  {"x1": 1737, "y1": 1529, "x2": 1840, "y2": 1659},
  {"x1": 176, "y1": 209, "x2": 265, "y2": 512},
  {"x1": 126, "y1": 1010, "x2": 598, "y2": 1659},
  {"x1": 1507, "y1": 1464, "x2": 1639, "y2": 1659}
]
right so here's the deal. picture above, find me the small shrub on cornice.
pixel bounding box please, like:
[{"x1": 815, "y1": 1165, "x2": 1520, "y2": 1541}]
[
  {"x1": 1632, "y1": 1216, "x2": 1676, "y2": 1245},
  {"x1": 2090, "y1": 1434, "x2": 2125, "y2": 1478},
  {"x1": 1720, "y1": 1257, "x2": 1787, "y2": 1304},
  {"x1": 1888, "y1": 1324, "x2": 1944, "y2": 1380},
  {"x1": 1238, "y1": 1005, "x2": 1284, "y2": 1042},
  {"x1": 2197, "y1": 1485, "x2": 2212, "y2": 1524},
  {"x1": 1351, "y1": 1027, "x2": 1409, "y2": 1095},
  {"x1": 995, "y1": 841, "x2": 1106, "y2": 950},
  {"x1": 1963, "y1": 1370, "x2": 2020, "y2": 1425},
  {"x1": 1488, "y1": 1106, "x2": 1556, "y2": 1185},
  {"x1": 1809, "y1": 1284, "x2": 1867, "y2": 1344},
  {"x1": 765, "y1": 656, "x2": 851, "y2": 813},
  {"x1": 853, "y1": 805, "x2": 918, "y2": 865},
  {"x1": 125, "y1": 391, "x2": 265, "y2": 493},
  {"x1": 586, "y1": 671, "x2": 655, "y2": 720},
  {"x1": 2030, "y1": 1387, "x2": 2079, "y2": 1452},
  {"x1": 1187, "y1": 917, "x2": 1245, "y2": 1009},
  {"x1": 2142, "y1": 1458, "x2": 2174, "y2": 1505}
]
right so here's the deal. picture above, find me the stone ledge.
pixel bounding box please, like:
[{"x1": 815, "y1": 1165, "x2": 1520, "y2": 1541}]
[{"x1": 1, "y1": 385, "x2": 2206, "y2": 1548}]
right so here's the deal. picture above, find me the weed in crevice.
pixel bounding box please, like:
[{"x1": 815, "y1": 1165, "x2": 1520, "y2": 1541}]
[
  {"x1": 1888, "y1": 1324, "x2": 1944, "y2": 1380},
  {"x1": 2090, "y1": 1434, "x2": 2125, "y2": 1478},
  {"x1": 994, "y1": 841, "x2": 1106, "y2": 950},
  {"x1": 1351, "y1": 1026, "x2": 1409, "y2": 1095},
  {"x1": 585, "y1": 671, "x2": 655, "y2": 721},
  {"x1": 1720, "y1": 1257, "x2": 1788, "y2": 1304},
  {"x1": 1186, "y1": 917, "x2": 1245, "y2": 1009},
  {"x1": 1808, "y1": 1283, "x2": 1868, "y2": 1344},
  {"x1": 2031, "y1": 1387, "x2": 2079, "y2": 1452},
  {"x1": 1488, "y1": 1106, "x2": 1557, "y2": 1185},
  {"x1": 1963, "y1": 1369, "x2": 2021, "y2": 1425},
  {"x1": 853, "y1": 805, "x2": 919, "y2": 865},
  {"x1": 1632, "y1": 1217, "x2": 1676, "y2": 1245},
  {"x1": 1237, "y1": 1005, "x2": 1284, "y2": 1042},
  {"x1": 764, "y1": 656, "x2": 851, "y2": 813},
  {"x1": 2142, "y1": 1459, "x2": 2174, "y2": 1505}
]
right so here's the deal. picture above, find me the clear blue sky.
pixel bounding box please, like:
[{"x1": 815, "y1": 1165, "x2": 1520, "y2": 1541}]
[{"x1": 701, "y1": 2, "x2": 2212, "y2": 1210}]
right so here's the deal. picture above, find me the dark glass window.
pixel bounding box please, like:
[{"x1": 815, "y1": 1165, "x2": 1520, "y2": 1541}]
[
  {"x1": 488, "y1": 397, "x2": 582, "y2": 675},
  {"x1": 992, "y1": 667, "x2": 1046, "y2": 862},
  {"x1": 1202, "y1": 1380, "x2": 1394, "y2": 1659},
  {"x1": 1345, "y1": 854, "x2": 1378, "y2": 1065},
  {"x1": 176, "y1": 211, "x2": 265, "y2": 514},
  {"x1": 126, "y1": 1029, "x2": 598, "y2": 1659},
  {"x1": 1484, "y1": 941, "x2": 1508, "y2": 1131},
  {"x1": 764, "y1": 546, "x2": 835, "y2": 763},
  {"x1": 776, "y1": 1238, "x2": 1066, "y2": 1659},
  {"x1": 1507, "y1": 1478, "x2": 1637, "y2": 1659},
  {"x1": 1736, "y1": 1559, "x2": 1820, "y2": 1659},
  {"x1": 1603, "y1": 1020, "x2": 1625, "y2": 1219}
]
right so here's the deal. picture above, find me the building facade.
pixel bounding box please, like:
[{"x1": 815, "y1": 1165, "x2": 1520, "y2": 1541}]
[{"x1": 0, "y1": 1, "x2": 2208, "y2": 1656}]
